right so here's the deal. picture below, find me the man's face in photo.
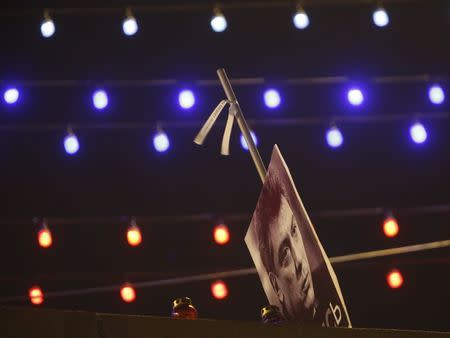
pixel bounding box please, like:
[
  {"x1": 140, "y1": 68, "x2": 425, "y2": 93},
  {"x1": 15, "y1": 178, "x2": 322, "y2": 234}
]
[{"x1": 268, "y1": 195, "x2": 316, "y2": 321}]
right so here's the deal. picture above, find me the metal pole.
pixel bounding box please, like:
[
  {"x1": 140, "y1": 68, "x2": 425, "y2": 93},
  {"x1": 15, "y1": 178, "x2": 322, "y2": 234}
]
[{"x1": 216, "y1": 68, "x2": 267, "y2": 183}]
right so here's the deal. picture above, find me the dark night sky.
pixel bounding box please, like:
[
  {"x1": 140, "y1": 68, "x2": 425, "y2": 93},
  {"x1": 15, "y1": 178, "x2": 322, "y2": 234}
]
[{"x1": 0, "y1": 0, "x2": 449, "y2": 332}]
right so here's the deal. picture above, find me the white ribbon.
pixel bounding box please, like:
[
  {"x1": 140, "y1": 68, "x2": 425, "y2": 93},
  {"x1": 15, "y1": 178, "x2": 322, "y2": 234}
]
[
  {"x1": 194, "y1": 100, "x2": 242, "y2": 156},
  {"x1": 220, "y1": 103, "x2": 238, "y2": 156},
  {"x1": 193, "y1": 99, "x2": 229, "y2": 146}
]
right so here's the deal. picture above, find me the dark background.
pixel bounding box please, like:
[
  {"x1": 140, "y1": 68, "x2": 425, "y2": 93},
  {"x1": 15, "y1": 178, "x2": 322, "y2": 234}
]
[{"x1": 1, "y1": 0, "x2": 450, "y2": 332}]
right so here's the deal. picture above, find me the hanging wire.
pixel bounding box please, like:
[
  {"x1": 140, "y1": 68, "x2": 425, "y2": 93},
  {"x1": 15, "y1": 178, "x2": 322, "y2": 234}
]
[
  {"x1": 0, "y1": 239, "x2": 448, "y2": 303},
  {"x1": 1, "y1": 74, "x2": 446, "y2": 87},
  {"x1": 1, "y1": 203, "x2": 450, "y2": 226},
  {"x1": 0, "y1": 112, "x2": 448, "y2": 133},
  {"x1": 0, "y1": 1, "x2": 429, "y2": 17}
]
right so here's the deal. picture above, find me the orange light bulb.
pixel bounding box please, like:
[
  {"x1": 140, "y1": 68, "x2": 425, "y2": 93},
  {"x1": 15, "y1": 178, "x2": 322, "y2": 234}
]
[
  {"x1": 211, "y1": 280, "x2": 228, "y2": 300},
  {"x1": 383, "y1": 217, "x2": 399, "y2": 238},
  {"x1": 29, "y1": 286, "x2": 44, "y2": 305},
  {"x1": 127, "y1": 225, "x2": 142, "y2": 246},
  {"x1": 120, "y1": 284, "x2": 136, "y2": 303},
  {"x1": 387, "y1": 269, "x2": 404, "y2": 289},
  {"x1": 38, "y1": 228, "x2": 53, "y2": 248},
  {"x1": 213, "y1": 224, "x2": 230, "y2": 245}
]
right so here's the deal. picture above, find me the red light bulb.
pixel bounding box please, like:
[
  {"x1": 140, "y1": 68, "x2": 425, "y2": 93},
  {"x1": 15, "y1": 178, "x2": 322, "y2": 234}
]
[
  {"x1": 213, "y1": 224, "x2": 230, "y2": 245},
  {"x1": 38, "y1": 228, "x2": 53, "y2": 248},
  {"x1": 29, "y1": 286, "x2": 44, "y2": 305},
  {"x1": 383, "y1": 217, "x2": 399, "y2": 238},
  {"x1": 120, "y1": 284, "x2": 136, "y2": 303},
  {"x1": 211, "y1": 280, "x2": 228, "y2": 300},
  {"x1": 127, "y1": 225, "x2": 142, "y2": 246},
  {"x1": 387, "y1": 269, "x2": 404, "y2": 289}
]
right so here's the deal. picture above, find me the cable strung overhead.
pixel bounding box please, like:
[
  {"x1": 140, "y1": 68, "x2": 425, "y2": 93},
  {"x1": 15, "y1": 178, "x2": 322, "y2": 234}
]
[
  {"x1": 1, "y1": 72, "x2": 447, "y2": 152},
  {"x1": 0, "y1": 0, "x2": 438, "y2": 39},
  {"x1": 1, "y1": 239, "x2": 449, "y2": 305}
]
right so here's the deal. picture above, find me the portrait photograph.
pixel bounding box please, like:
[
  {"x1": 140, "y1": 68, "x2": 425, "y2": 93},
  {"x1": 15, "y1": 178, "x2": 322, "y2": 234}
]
[{"x1": 245, "y1": 145, "x2": 351, "y2": 327}]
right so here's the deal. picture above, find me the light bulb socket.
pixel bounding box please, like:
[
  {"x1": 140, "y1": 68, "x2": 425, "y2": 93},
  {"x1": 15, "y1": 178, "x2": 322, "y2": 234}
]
[
  {"x1": 33, "y1": 217, "x2": 48, "y2": 230},
  {"x1": 129, "y1": 217, "x2": 138, "y2": 227},
  {"x1": 296, "y1": 3, "x2": 305, "y2": 13},
  {"x1": 383, "y1": 210, "x2": 395, "y2": 220},
  {"x1": 213, "y1": 216, "x2": 225, "y2": 227},
  {"x1": 376, "y1": 1, "x2": 384, "y2": 8},
  {"x1": 155, "y1": 122, "x2": 164, "y2": 134},
  {"x1": 43, "y1": 9, "x2": 51, "y2": 21},
  {"x1": 328, "y1": 119, "x2": 338, "y2": 129},
  {"x1": 39, "y1": 218, "x2": 50, "y2": 232},
  {"x1": 125, "y1": 7, "x2": 134, "y2": 19},
  {"x1": 411, "y1": 115, "x2": 422, "y2": 124},
  {"x1": 213, "y1": 6, "x2": 223, "y2": 16}
]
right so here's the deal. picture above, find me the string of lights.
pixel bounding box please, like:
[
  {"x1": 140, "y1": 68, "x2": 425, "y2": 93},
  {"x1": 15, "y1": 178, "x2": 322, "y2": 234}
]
[
  {"x1": 2, "y1": 0, "x2": 430, "y2": 38},
  {"x1": 2, "y1": 77, "x2": 448, "y2": 153},
  {"x1": 0, "y1": 205, "x2": 450, "y2": 305},
  {"x1": 2, "y1": 76, "x2": 447, "y2": 113},
  {"x1": 0, "y1": 74, "x2": 448, "y2": 119},
  {"x1": 1, "y1": 239, "x2": 449, "y2": 305},
  {"x1": 6, "y1": 203, "x2": 450, "y2": 251},
  {"x1": 3, "y1": 202, "x2": 450, "y2": 226},
  {"x1": 0, "y1": 111, "x2": 447, "y2": 153},
  {"x1": 0, "y1": 111, "x2": 447, "y2": 132}
]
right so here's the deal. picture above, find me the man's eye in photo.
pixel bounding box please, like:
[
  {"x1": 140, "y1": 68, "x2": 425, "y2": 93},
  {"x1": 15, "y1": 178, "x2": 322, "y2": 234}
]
[
  {"x1": 291, "y1": 223, "x2": 298, "y2": 237},
  {"x1": 282, "y1": 248, "x2": 292, "y2": 266}
]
